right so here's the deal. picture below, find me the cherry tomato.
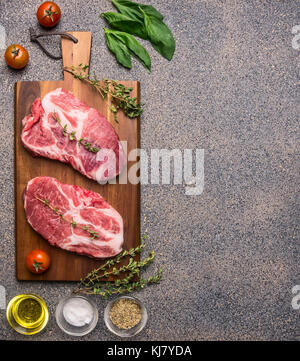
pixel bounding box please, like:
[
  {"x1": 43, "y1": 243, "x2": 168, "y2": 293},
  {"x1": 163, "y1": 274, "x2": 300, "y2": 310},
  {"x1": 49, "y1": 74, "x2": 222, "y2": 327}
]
[
  {"x1": 4, "y1": 44, "x2": 29, "y2": 70},
  {"x1": 26, "y1": 249, "x2": 51, "y2": 274},
  {"x1": 37, "y1": 1, "x2": 61, "y2": 28}
]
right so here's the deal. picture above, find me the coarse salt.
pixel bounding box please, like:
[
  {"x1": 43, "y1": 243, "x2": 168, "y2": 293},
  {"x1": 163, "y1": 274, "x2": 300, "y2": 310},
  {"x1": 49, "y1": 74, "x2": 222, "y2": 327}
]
[{"x1": 62, "y1": 297, "x2": 94, "y2": 327}]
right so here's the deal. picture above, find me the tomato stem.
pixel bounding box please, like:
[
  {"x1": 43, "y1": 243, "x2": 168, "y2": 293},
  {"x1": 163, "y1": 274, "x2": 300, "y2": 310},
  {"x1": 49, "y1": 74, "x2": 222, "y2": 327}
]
[
  {"x1": 11, "y1": 44, "x2": 19, "y2": 58},
  {"x1": 43, "y1": 5, "x2": 58, "y2": 22},
  {"x1": 33, "y1": 259, "x2": 45, "y2": 273}
]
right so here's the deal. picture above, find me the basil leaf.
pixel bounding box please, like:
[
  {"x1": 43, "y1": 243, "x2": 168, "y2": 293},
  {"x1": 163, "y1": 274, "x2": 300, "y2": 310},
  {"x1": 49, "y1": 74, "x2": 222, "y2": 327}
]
[
  {"x1": 112, "y1": 0, "x2": 163, "y2": 22},
  {"x1": 102, "y1": 12, "x2": 147, "y2": 39},
  {"x1": 104, "y1": 28, "x2": 132, "y2": 69},
  {"x1": 110, "y1": 29, "x2": 151, "y2": 71},
  {"x1": 141, "y1": 9, "x2": 175, "y2": 61}
]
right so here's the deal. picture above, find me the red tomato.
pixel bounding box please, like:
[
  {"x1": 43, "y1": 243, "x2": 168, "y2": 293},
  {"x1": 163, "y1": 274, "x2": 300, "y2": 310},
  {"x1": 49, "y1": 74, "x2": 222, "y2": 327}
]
[
  {"x1": 4, "y1": 44, "x2": 29, "y2": 69},
  {"x1": 26, "y1": 249, "x2": 51, "y2": 274},
  {"x1": 37, "y1": 2, "x2": 61, "y2": 28}
]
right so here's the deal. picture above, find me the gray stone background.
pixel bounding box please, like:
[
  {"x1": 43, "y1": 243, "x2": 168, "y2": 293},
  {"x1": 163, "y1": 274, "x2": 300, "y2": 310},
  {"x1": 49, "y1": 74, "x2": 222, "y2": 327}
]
[{"x1": 0, "y1": 0, "x2": 299, "y2": 341}]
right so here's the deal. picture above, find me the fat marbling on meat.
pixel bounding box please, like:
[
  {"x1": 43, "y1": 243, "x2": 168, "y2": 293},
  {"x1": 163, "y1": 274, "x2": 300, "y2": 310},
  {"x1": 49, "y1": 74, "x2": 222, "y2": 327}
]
[
  {"x1": 21, "y1": 88, "x2": 126, "y2": 182},
  {"x1": 24, "y1": 176, "x2": 124, "y2": 258}
]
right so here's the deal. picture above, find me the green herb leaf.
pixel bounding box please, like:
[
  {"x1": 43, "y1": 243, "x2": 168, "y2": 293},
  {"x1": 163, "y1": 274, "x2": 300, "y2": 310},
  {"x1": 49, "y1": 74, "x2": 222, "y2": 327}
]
[
  {"x1": 64, "y1": 65, "x2": 144, "y2": 120},
  {"x1": 112, "y1": 0, "x2": 163, "y2": 22},
  {"x1": 69, "y1": 131, "x2": 76, "y2": 141},
  {"x1": 62, "y1": 124, "x2": 68, "y2": 136},
  {"x1": 109, "y1": 105, "x2": 117, "y2": 113},
  {"x1": 90, "y1": 146, "x2": 100, "y2": 153},
  {"x1": 72, "y1": 232, "x2": 163, "y2": 297},
  {"x1": 84, "y1": 141, "x2": 91, "y2": 149},
  {"x1": 107, "y1": 29, "x2": 151, "y2": 71},
  {"x1": 102, "y1": 12, "x2": 147, "y2": 39},
  {"x1": 140, "y1": 7, "x2": 175, "y2": 61},
  {"x1": 104, "y1": 28, "x2": 132, "y2": 69}
]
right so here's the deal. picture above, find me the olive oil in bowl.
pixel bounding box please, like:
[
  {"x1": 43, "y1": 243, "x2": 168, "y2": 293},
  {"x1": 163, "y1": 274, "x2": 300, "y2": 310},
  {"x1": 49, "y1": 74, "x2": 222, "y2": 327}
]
[{"x1": 6, "y1": 294, "x2": 49, "y2": 335}]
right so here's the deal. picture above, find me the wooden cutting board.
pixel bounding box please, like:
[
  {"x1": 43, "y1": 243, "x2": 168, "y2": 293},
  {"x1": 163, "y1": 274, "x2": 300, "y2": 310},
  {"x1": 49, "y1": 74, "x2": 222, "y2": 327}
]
[{"x1": 15, "y1": 32, "x2": 140, "y2": 281}]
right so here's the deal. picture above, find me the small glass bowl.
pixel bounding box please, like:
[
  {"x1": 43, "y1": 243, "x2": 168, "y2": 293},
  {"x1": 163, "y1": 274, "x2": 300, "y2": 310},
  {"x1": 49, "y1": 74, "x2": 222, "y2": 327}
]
[
  {"x1": 55, "y1": 295, "x2": 98, "y2": 336},
  {"x1": 104, "y1": 296, "x2": 148, "y2": 338},
  {"x1": 6, "y1": 294, "x2": 49, "y2": 335}
]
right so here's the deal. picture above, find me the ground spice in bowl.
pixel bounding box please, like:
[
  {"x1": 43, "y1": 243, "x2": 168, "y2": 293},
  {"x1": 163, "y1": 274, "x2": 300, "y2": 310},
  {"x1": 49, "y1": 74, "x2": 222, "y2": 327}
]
[{"x1": 109, "y1": 298, "x2": 142, "y2": 330}]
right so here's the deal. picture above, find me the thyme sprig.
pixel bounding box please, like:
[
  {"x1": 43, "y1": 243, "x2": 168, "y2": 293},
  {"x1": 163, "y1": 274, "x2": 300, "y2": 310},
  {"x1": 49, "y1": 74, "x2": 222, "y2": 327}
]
[
  {"x1": 34, "y1": 196, "x2": 100, "y2": 240},
  {"x1": 52, "y1": 112, "x2": 100, "y2": 153},
  {"x1": 63, "y1": 64, "x2": 143, "y2": 122},
  {"x1": 74, "y1": 269, "x2": 163, "y2": 297},
  {"x1": 81, "y1": 234, "x2": 146, "y2": 284},
  {"x1": 73, "y1": 234, "x2": 163, "y2": 297}
]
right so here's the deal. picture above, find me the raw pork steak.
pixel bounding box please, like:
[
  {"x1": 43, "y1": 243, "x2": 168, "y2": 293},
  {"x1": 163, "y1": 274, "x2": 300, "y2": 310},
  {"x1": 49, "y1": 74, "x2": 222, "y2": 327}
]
[
  {"x1": 21, "y1": 88, "x2": 126, "y2": 182},
  {"x1": 24, "y1": 176, "x2": 124, "y2": 258}
]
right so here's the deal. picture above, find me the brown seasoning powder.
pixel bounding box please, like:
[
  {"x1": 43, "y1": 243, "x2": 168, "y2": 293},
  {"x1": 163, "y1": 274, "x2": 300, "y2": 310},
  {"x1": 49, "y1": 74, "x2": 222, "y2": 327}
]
[{"x1": 109, "y1": 298, "x2": 142, "y2": 329}]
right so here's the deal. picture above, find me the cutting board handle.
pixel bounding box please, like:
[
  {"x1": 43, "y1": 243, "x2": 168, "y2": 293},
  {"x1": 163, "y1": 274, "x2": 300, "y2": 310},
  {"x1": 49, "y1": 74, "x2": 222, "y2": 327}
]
[{"x1": 61, "y1": 31, "x2": 92, "y2": 85}]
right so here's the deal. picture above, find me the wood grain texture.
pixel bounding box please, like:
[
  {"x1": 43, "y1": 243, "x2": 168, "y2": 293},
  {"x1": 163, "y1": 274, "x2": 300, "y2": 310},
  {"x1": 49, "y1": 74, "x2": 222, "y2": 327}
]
[{"x1": 15, "y1": 32, "x2": 140, "y2": 281}]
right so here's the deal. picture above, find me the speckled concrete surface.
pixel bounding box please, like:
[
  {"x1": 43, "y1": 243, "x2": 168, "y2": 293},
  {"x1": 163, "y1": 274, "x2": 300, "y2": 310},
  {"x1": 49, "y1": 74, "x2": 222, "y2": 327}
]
[{"x1": 0, "y1": 0, "x2": 299, "y2": 341}]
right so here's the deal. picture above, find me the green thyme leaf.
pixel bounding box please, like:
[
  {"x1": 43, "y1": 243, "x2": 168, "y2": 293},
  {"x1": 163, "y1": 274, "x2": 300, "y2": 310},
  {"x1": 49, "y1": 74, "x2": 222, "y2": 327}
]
[
  {"x1": 90, "y1": 147, "x2": 100, "y2": 153},
  {"x1": 62, "y1": 124, "x2": 68, "y2": 136},
  {"x1": 69, "y1": 131, "x2": 76, "y2": 141},
  {"x1": 109, "y1": 105, "x2": 117, "y2": 113},
  {"x1": 72, "y1": 233, "x2": 162, "y2": 298},
  {"x1": 52, "y1": 112, "x2": 99, "y2": 153},
  {"x1": 64, "y1": 64, "x2": 144, "y2": 120}
]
